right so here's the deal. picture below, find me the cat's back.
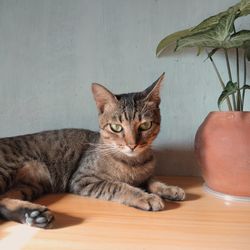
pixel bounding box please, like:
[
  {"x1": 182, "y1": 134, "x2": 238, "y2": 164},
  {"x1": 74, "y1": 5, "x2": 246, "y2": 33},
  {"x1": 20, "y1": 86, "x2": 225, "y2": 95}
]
[
  {"x1": 0, "y1": 128, "x2": 99, "y2": 144},
  {"x1": 0, "y1": 128, "x2": 100, "y2": 167}
]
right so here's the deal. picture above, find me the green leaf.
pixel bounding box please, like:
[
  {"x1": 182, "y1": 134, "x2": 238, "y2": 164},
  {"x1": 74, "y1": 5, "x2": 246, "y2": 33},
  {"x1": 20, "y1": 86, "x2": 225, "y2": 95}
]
[
  {"x1": 176, "y1": 11, "x2": 236, "y2": 51},
  {"x1": 218, "y1": 81, "x2": 238, "y2": 110},
  {"x1": 239, "y1": 0, "x2": 250, "y2": 16},
  {"x1": 182, "y1": 0, "x2": 249, "y2": 35},
  {"x1": 156, "y1": 28, "x2": 193, "y2": 57},
  {"x1": 191, "y1": 11, "x2": 228, "y2": 34},
  {"x1": 224, "y1": 30, "x2": 250, "y2": 48}
]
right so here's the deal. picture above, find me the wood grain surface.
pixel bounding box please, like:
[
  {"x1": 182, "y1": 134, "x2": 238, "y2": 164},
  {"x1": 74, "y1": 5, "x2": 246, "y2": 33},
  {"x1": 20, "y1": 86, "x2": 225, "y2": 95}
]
[{"x1": 0, "y1": 177, "x2": 249, "y2": 250}]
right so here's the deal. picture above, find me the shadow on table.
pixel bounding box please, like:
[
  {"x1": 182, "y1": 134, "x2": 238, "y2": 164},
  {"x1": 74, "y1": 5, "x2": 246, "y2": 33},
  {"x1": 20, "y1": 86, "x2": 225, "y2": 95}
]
[
  {"x1": 163, "y1": 201, "x2": 181, "y2": 210},
  {"x1": 161, "y1": 193, "x2": 201, "y2": 211},
  {"x1": 154, "y1": 147, "x2": 201, "y2": 178},
  {"x1": 184, "y1": 193, "x2": 201, "y2": 201},
  {"x1": 52, "y1": 211, "x2": 84, "y2": 229},
  {"x1": 37, "y1": 194, "x2": 84, "y2": 229}
]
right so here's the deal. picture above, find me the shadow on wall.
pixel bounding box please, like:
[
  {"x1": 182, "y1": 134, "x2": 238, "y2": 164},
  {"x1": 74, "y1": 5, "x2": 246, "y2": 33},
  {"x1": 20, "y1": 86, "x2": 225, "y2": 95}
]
[{"x1": 154, "y1": 147, "x2": 200, "y2": 177}]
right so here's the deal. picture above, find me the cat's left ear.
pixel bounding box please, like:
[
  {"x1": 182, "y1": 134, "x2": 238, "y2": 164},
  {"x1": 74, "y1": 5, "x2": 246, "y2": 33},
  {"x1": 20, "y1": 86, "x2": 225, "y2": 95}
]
[{"x1": 142, "y1": 72, "x2": 165, "y2": 105}]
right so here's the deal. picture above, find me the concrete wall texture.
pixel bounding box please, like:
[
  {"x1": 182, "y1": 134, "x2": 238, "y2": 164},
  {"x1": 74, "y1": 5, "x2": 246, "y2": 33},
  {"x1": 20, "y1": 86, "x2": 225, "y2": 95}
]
[{"x1": 0, "y1": 0, "x2": 249, "y2": 176}]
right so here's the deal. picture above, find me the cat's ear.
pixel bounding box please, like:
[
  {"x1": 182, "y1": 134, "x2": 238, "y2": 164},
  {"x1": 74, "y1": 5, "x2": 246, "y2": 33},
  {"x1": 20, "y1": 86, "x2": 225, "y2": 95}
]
[
  {"x1": 92, "y1": 83, "x2": 118, "y2": 113},
  {"x1": 142, "y1": 72, "x2": 165, "y2": 105}
]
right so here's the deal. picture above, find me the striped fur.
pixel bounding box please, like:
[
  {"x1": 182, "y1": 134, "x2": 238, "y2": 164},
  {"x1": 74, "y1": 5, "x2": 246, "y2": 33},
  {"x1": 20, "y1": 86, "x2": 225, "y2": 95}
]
[{"x1": 0, "y1": 73, "x2": 185, "y2": 228}]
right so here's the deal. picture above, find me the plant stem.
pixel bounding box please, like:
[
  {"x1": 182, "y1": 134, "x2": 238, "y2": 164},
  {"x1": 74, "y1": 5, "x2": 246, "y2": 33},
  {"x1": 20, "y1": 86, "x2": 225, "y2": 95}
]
[
  {"x1": 224, "y1": 49, "x2": 236, "y2": 110},
  {"x1": 233, "y1": 25, "x2": 242, "y2": 111},
  {"x1": 242, "y1": 52, "x2": 247, "y2": 110},
  {"x1": 208, "y1": 51, "x2": 232, "y2": 111},
  {"x1": 236, "y1": 47, "x2": 242, "y2": 110}
]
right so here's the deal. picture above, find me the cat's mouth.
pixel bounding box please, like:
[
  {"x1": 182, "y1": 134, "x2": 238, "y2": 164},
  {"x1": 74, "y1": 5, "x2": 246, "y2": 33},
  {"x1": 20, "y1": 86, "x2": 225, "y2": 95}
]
[
  {"x1": 123, "y1": 150, "x2": 137, "y2": 157},
  {"x1": 120, "y1": 145, "x2": 147, "y2": 157}
]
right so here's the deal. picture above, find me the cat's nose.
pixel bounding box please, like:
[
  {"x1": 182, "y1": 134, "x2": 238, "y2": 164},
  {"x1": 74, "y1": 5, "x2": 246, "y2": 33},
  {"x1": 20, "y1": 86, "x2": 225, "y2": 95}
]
[{"x1": 128, "y1": 144, "x2": 137, "y2": 151}]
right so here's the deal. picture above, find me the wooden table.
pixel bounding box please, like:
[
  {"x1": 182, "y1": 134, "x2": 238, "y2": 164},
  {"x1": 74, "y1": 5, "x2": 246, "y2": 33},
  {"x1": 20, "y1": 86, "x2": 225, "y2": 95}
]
[{"x1": 0, "y1": 177, "x2": 250, "y2": 250}]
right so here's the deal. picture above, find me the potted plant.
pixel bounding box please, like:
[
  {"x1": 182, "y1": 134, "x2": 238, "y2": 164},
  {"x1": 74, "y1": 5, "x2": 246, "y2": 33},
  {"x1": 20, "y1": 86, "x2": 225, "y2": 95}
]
[{"x1": 156, "y1": 0, "x2": 250, "y2": 199}]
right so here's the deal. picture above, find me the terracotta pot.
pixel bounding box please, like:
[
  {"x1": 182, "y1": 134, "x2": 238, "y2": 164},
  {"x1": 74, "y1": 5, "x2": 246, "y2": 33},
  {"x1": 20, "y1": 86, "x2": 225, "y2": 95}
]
[{"x1": 195, "y1": 111, "x2": 250, "y2": 197}]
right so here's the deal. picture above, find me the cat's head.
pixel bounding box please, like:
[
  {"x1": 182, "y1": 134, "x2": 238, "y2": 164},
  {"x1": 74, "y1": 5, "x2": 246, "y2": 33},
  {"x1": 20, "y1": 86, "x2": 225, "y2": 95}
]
[{"x1": 92, "y1": 73, "x2": 164, "y2": 157}]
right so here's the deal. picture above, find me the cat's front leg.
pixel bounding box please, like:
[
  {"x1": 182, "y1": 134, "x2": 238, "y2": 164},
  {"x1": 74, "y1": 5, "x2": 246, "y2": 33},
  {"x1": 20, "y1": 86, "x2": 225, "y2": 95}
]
[
  {"x1": 146, "y1": 178, "x2": 185, "y2": 201},
  {"x1": 70, "y1": 176, "x2": 165, "y2": 211}
]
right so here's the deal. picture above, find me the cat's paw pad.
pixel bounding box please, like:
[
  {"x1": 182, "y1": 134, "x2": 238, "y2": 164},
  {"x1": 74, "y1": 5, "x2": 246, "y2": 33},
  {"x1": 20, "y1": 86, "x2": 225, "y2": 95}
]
[
  {"x1": 136, "y1": 194, "x2": 165, "y2": 211},
  {"x1": 24, "y1": 206, "x2": 54, "y2": 228},
  {"x1": 162, "y1": 186, "x2": 185, "y2": 201}
]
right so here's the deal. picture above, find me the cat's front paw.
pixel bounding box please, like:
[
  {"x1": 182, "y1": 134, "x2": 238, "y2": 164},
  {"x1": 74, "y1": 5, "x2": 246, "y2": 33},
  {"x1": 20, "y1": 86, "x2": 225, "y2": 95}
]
[
  {"x1": 133, "y1": 193, "x2": 165, "y2": 211},
  {"x1": 161, "y1": 186, "x2": 185, "y2": 201},
  {"x1": 23, "y1": 205, "x2": 54, "y2": 228}
]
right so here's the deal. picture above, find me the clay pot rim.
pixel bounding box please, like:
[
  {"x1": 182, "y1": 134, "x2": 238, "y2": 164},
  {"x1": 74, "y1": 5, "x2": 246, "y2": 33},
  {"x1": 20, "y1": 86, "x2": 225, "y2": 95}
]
[
  {"x1": 208, "y1": 111, "x2": 250, "y2": 117},
  {"x1": 210, "y1": 111, "x2": 250, "y2": 113}
]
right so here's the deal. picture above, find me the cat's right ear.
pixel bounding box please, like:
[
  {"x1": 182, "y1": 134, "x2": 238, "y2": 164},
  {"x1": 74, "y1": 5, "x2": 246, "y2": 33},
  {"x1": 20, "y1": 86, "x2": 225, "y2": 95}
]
[{"x1": 92, "y1": 83, "x2": 117, "y2": 113}]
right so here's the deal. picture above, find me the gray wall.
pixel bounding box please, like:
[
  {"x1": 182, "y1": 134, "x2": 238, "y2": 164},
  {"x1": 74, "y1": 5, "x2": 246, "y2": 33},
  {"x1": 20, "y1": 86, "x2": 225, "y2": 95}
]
[{"x1": 0, "y1": 0, "x2": 249, "y2": 176}]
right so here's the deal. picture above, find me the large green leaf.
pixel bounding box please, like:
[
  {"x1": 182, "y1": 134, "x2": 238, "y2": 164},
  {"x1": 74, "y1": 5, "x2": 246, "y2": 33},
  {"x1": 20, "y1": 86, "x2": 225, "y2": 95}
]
[
  {"x1": 156, "y1": 28, "x2": 192, "y2": 56},
  {"x1": 180, "y1": 1, "x2": 243, "y2": 35},
  {"x1": 218, "y1": 81, "x2": 238, "y2": 110},
  {"x1": 156, "y1": 8, "x2": 232, "y2": 56},
  {"x1": 176, "y1": 11, "x2": 236, "y2": 50},
  {"x1": 155, "y1": 0, "x2": 250, "y2": 57}
]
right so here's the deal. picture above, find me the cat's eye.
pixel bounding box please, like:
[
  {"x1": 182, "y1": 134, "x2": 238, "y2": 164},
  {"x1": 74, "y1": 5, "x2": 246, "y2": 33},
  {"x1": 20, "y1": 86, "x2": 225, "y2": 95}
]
[
  {"x1": 139, "y1": 121, "x2": 152, "y2": 131},
  {"x1": 110, "y1": 124, "x2": 123, "y2": 133}
]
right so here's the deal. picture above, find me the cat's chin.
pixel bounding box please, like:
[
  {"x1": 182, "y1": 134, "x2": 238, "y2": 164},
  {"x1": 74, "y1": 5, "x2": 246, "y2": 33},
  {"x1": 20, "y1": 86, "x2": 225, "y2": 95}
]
[{"x1": 123, "y1": 151, "x2": 139, "y2": 157}]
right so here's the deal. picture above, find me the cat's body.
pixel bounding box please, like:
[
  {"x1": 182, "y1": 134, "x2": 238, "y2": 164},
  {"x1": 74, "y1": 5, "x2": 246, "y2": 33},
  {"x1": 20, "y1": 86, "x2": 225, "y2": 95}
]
[
  {"x1": 0, "y1": 129, "x2": 98, "y2": 194},
  {"x1": 0, "y1": 73, "x2": 185, "y2": 228}
]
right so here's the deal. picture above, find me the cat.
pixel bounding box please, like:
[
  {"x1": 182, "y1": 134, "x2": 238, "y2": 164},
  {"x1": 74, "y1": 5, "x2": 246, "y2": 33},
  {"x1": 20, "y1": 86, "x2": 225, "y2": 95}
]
[{"x1": 0, "y1": 73, "x2": 185, "y2": 228}]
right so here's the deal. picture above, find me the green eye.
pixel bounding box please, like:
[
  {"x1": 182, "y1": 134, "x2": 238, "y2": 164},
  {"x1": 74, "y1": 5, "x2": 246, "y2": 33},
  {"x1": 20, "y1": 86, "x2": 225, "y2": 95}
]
[
  {"x1": 110, "y1": 124, "x2": 123, "y2": 133},
  {"x1": 139, "y1": 121, "x2": 152, "y2": 131}
]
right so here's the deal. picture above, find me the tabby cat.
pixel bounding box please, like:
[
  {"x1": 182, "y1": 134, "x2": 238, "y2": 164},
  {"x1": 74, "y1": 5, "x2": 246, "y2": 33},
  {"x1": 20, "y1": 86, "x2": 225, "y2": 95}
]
[{"x1": 0, "y1": 73, "x2": 185, "y2": 228}]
